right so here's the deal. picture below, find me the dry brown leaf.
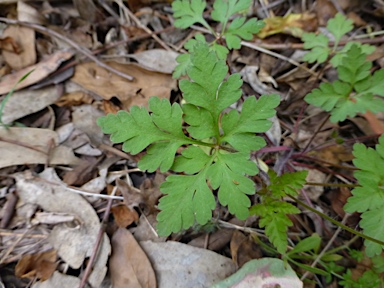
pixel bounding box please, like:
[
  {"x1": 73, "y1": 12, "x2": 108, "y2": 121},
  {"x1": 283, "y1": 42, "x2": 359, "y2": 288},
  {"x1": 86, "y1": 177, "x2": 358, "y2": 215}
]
[
  {"x1": 71, "y1": 61, "x2": 176, "y2": 110},
  {"x1": 308, "y1": 145, "x2": 354, "y2": 166},
  {"x1": 112, "y1": 205, "x2": 139, "y2": 227},
  {"x1": 110, "y1": 228, "x2": 157, "y2": 288},
  {"x1": 0, "y1": 50, "x2": 74, "y2": 95},
  {"x1": 316, "y1": 0, "x2": 337, "y2": 26},
  {"x1": 230, "y1": 230, "x2": 262, "y2": 268},
  {"x1": 117, "y1": 179, "x2": 145, "y2": 210},
  {"x1": 55, "y1": 91, "x2": 93, "y2": 107},
  {"x1": 0, "y1": 127, "x2": 81, "y2": 168},
  {"x1": 15, "y1": 250, "x2": 57, "y2": 281},
  {"x1": 2, "y1": 26, "x2": 36, "y2": 70}
]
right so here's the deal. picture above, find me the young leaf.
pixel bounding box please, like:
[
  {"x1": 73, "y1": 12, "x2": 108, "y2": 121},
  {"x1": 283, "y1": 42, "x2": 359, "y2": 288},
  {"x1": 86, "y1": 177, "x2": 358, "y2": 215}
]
[
  {"x1": 251, "y1": 201, "x2": 300, "y2": 254},
  {"x1": 172, "y1": 0, "x2": 209, "y2": 29},
  {"x1": 224, "y1": 17, "x2": 265, "y2": 49},
  {"x1": 344, "y1": 135, "x2": 384, "y2": 257},
  {"x1": 305, "y1": 44, "x2": 384, "y2": 122},
  {"x1": 330, "y1": 42, "x2": 375, "y2": 67},
  {"x1": 211, "y1": 0, "x2": 252, "y2": 24},
  {"x1": 337, "y1": 44, "x2": 371, "y2": 85},
  {"x1": 327, "y1": 13, "x2": 353, "y2": 46},
  {"x1": 302, "y1": 33, "x2": 330, "y2": 64},
  {"x1": 250, "y1": 170, "x2": 306, "y2": 254}
]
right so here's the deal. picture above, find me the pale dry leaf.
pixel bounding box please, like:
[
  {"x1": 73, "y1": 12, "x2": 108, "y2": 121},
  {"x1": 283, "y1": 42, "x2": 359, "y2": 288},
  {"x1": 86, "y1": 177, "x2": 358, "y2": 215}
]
[
  {"x1": 15, "y1": 168, "x2": 111, "y2": 288},
  {"x1": 2, "y1": 25, "x2": 36, "y2": 70},
  {"x1": 1, "y1": 85, "x2": 63, "y2": 125},
  {"x1": 126, "y1": 49, "x2": 179, "y2": 74},
  {"x1": 71, "y1": 61, "x2": 176, "y2": 109},
  {"x1": 0, "y1": 127, "x2": 81, "y2": 168},
  {"x1": 32, "y1": 271, "x2": 80, "y2": 288},
  {"x1": 0, "y1": 50, "x2": 74, "y2": 95},
  {"x1": 140, "y1": 241, "x2": 236, "y2": 288},
  {"x1": 17, "y1": 1, "x2": 46, "y2": 24},
  {"x1": 110, "y1": 228, "x2": 157, "y2": 288}
]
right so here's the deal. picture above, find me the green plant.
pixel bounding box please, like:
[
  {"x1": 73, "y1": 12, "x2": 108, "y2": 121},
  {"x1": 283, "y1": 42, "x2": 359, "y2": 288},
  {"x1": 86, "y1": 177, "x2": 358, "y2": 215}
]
[
  {"x1": 172, "y1": 0, "x2": 265, "y2": 78},
  {"x1": 344, "y1": 134, "x2": 384, "y2": 257},
  {"x1": 301, "y1": 14, "x2": 384, "y2": 123},
  {"x1": 98, "y1": 41, "x2": 280, "y2": 236},
  {"x1": 250, "y1": 170, "x2": 307, "y2": 254}
]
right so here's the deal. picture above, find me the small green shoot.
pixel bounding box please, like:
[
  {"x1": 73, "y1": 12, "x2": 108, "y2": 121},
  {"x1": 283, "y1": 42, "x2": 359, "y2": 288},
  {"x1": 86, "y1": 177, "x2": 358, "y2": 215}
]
[
  {"x1": 250, "y1": 170, "x2": 307, "y2": 254},
  {"x1": 172, "y1": 0, "x2": 265, "y2": 78}
]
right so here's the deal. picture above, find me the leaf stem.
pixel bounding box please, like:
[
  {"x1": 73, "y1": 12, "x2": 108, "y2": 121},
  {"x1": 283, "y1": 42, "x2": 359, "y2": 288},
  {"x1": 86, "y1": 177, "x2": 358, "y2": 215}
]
[{"x1": 287, "y1": 195, "x2": 384, "y2": 247}]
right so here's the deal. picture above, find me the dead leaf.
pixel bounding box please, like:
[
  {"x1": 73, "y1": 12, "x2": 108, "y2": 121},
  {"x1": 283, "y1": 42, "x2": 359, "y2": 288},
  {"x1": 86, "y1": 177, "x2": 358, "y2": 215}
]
[
  {"x1": 230, "y1": 230, "x2": 262, "y2": 268},
  {"x1": 17, "y1": 1, "x2": 46, "y2": 24},
  {"x1": 71, "y1": 61, "x2": 176, "y2": 110},
  {"x1": 140, "y1": 241, "x2": 236, "y2": 288},
  {"x1": 308, "y1": 144, "x2": 354, "y2": 166},
  {"x1": 32, "y1": 271, "x2": 80, "y2": 288},
  {"x1": 15, "y1": 250, "x2": 57, "y2": 281},
  {"x1": 0, "y1": 50, "x2": 74, "y2": 95},
  {"x1": 117, "y1": 179, "x2": 145, "y2": 210},
  {"x1": 0, "y1": 127, "x2": 81, "y2": 168},
  {"x1": 15, "y1": 169, "x2": 111, "y2": 287},
  {"x1": 2, "y1": 26, "x2": 36, "y2": 70},
  {"x1": 110, "y1": 228, "x2": 157, "y2": 288},
  {"x1": 1, "y1": 85, "x2": 63, "y2": 125},
  {"x1": 258, "y1": 13, "x2": 317, "y2": 39},
  {"x1": 126, "y1": 49, "x2": 179, "y2": 74},
  {"x1": 55, "y1": 91, "x2": 93, "y2": 107},
  {"x1": 112, "y1": 205, "x2": 139, "y2": 227}
]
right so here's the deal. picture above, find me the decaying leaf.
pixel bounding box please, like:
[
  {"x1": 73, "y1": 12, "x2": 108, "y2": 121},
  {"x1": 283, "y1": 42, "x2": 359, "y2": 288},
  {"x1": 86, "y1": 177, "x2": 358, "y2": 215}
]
[
  {"x1": 15, "y1": 168, "x2": 111, "y2": 288},
  {"x1": 0, "y1": 50, "x2": 74, "y2": 95},
  {"x1": 71, "y1": 61, "x2": 176, "y2": 110},
  {"x1": 0, "y1": 127, "x2": 81, "y2": 169},
  {"x1": 2, "y1": 25, "x2": 36, "y2": 70},
  {"x1": 109, "y1": 228, "x2": 157, "y2": 288},
  {"x1": 15, "y1": 250, "x2": 57, "y2": 281}
]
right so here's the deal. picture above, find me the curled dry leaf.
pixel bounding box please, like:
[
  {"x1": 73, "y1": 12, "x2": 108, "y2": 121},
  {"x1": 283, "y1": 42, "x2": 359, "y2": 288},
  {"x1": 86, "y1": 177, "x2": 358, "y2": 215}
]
[
  {"x1": 110, "y1": 228, "x2": 157, "y2": 288},
  {"x1": 0, "y1": 50, "x2": 74, "y2": 95},
  {"x1": 2, "y1": 25, "x2": 36, "y2": 70},
  {"x1": 15, "y1": 168, "x2": 111, "y2": 288},
  {"x1": 15, "y1": 250, "x2": 57, "y2": 281}
]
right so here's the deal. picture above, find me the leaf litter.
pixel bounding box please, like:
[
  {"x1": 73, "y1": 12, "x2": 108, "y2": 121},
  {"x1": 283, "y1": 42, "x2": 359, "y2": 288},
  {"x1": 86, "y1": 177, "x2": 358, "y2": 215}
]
[{"x1": 0, "y1": 0, "x2": 383, "y2": 287}]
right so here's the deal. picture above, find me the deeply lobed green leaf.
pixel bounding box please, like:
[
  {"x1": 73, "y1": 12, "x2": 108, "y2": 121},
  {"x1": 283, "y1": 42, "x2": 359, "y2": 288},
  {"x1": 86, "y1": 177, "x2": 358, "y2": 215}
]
[
  {"x1": 344, "y1": 135, "x2": 384, "y2": 257},
  {"x1": 211, "y1": 0, "x2": 252, "y2": 23},
  {"x1": 172, "y1": 0, "x2": 208, "y2": 29},
  {"x1": 327, "y1": 13, "x2": 353, "y2": 45}
]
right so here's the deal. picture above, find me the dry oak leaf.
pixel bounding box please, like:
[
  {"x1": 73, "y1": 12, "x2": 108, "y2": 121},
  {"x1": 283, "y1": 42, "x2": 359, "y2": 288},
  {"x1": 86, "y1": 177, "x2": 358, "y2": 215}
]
[{"x1": 15, "y1": 250, "x2": 57, "y2": 281}]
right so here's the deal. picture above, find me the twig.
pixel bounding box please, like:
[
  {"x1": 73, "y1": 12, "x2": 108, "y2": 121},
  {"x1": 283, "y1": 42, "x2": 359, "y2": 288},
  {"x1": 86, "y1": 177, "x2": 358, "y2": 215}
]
[
  {"x1": 0, "y1": 17, "x2": 134, "y2": 81},
  {"x1": 113, "y1": 0, "x2": 173, "y2": 51},
  {"x1": 79, "y1": 186, "x2": 117, "y2": 288},
  {"x1": 301, "y1": 213, "x2": 350, "y2": 281}
]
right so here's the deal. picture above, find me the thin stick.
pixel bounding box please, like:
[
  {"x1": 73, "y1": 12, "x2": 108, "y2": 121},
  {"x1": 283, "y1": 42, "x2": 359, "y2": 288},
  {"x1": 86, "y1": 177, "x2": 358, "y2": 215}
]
[
  {"x1": 0, "y1": 17, "x2": 134, "y2": 81},
  {"x1": 79, "y1": 186, "x2": 117, "y2": 288}
]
